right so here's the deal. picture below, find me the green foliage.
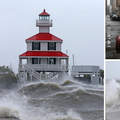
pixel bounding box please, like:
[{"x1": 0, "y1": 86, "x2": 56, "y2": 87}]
[
  {"x1": 0, "y1": 66, "x2": 18, "y2": 89},
  {"x1": 0, "y1": 66, "x2": 15, "y2": 75},
  {"x1": 84, "y1": 75, "x2": 91, "y2": 77},
  {"x1": 99, "y1": 69, "x2": 104, "y2": 78}
]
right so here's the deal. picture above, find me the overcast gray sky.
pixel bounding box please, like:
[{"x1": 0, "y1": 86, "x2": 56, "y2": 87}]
[
  {"x1": 106, "y1": 61, "x2": 120, "y2": 79},
  {"x1": 0, "y1": 0, "x2": 104, "y2": 73}
]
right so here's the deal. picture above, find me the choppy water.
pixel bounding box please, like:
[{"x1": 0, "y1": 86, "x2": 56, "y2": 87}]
[{"x1": 0, "y1": 79, "x2": 104, "y2": 120}]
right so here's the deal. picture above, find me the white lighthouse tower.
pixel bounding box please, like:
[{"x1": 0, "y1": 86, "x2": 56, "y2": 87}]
[{"x1": 18, "y1": 9, "x2": 69, "y2": 81}]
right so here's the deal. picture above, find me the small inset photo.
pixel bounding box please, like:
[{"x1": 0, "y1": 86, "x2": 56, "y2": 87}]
[
  {"x1": 106, "y1": 0, "x2": 120, "y2": 59},
  {"x1": 106, "y1": 61, "x2": 120, "y2": 120}
]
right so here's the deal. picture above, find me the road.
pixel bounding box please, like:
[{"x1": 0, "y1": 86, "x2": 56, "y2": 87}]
[{"x1": 106, "y1": 15, "x2": 120, "y2": 59}]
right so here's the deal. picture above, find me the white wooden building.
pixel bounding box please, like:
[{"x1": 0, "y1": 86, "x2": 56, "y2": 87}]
[
  {"x1": 18, "y1": 9, "x2": 69, "y2": 81},
  {"x1": 71, "y1": 65, "x2": 101, "y2": 84}
]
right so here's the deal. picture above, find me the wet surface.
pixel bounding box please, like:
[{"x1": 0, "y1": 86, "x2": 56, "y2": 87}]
[
  {"x1": 107, "y1": 111, "x2": 120, "y2": 120},
  {"x1": 0, "y1": 118, "x2": 20, "y2": 120},
  {"x1": 106, "y1": 15, "x2": 120, "y2": 59}
]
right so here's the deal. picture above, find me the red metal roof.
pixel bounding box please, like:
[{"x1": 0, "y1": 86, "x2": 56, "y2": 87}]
[
  {"x1": 39, "y1": 9, "x2": 50, "y2": 16},
  {"x1": 26, "y1": 33, "x2": 62, "y2": 41},
  {"x1": 20, "y1": 51, "x2": 68, "y2": 57}
]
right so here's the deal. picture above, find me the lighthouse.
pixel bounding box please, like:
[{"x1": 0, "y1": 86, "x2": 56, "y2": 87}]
[{"x1": 18, "y1": 9, "x2": 69, "y2": 81}]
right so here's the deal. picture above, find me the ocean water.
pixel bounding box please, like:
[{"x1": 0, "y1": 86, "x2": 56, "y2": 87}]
[
  {"x1": 0, "y1": 78, "x2": 104, "y2": 120},
  {"x1": 106, "y1": 79, "x2": 120, "y2": 120}
]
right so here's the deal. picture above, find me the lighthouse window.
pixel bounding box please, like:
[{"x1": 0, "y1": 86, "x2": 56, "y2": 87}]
[
  {"x1": 32, "y1": 58, "x2": 41, "y2": 64},
  {"x1": 32, "y1": 42, "x2": 40, "y2": 50},
  {"x1": 39, "y1": 16, "x2": 49, "y2": 20},
  {"x1": 48, "y1": 42, "x2": 56, "y2": 50},
  {"x1": 32, "y1": 58, "x2": 38, "y2": 64},
  {"x1": 49, "y1": 58, "x2": 56, "y2": 64},
  {"x1": 47, "y1": 16, "x2": 49, "y2": 20},
  {"x1": 44, "y1": 16, "x2": 47, "y2": 19},
  {"x1": 40, "y1": 16, "x2": 42, "y2": 20}
]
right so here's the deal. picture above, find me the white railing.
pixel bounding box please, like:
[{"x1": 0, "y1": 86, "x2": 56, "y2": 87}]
[
  {"x1": 36, "y1": 19, "x2": 52, "y2": 24},
  {"x1": 19, "y1": 64, "x2": 68, "y2": 71},
  {"x1": 18, "y1": 64, "x2": 40, "y2": 80},
  {"x1": 24, "y1": 64, "x2": 40, "y2": 79},
  {"x1": 47, "y1": 72, "x2": 58, "y2": 80},
  {"x1": 19, "y1": 64, "x2": 60, "y2": 80}
]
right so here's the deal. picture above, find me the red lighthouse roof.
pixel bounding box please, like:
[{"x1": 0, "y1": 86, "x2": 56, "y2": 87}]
[
  {"x1": 26, "y1": 33, "x2": 62, "y2": 41},
  {"x1": 39, "y1": 9, "x2": 50, "y2": 16}
]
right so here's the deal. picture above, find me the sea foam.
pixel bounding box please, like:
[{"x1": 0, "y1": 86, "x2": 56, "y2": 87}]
[
  {"x1": 0, "y1": 105, "x2": 19, "y2": 118},
  {"x1": 106, "y1": 79, "x2": 120, "y2": 107}
]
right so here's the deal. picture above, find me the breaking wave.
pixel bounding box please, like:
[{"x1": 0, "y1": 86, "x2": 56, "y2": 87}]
[
  {"x1": 0, "y1": 92, "x2": 82, "y2": 120},
  {"x1": 106, "y1": 79, "x2": 120, "y2": 108},
  {"x1": 20, "y1": 82, "x2": 61, "y2": 91},
  {"x1": 19, "y1": 82, "x2": 63, "y2": 98},
  {"x1": 60, "y1": 80, "x2": 76, "y2": 86},
  {"x1": 73, "y1": 88, "x2": 103, "y2": 98},
  {"x1": 0, "y1": 78, "x2": 103, "y2": 120},
  {"x1": 0, "y1": 105, "x2": 19, "y2": 118}
]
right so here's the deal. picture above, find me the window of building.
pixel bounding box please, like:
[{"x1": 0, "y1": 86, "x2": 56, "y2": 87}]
[
  {"x1": 48, "y1": 42, "x2": 56, "y2": 50},
  {"x1": 39, "y1": 16, "x2": 49, "y2": 20},
  {"x1": 32, "y1": 42, "x2": 40, "y2": 50},
  {"x1": 49, "y1": 58, "x2": 56, "y2": 64},
  {"x1": 39, "y1": 58, "x2": 41, "y2": 64},
  {"x1": 40, "y1": 16, "x2": 42, "y2": 20},
  {"x1": 32, "y1": 58, "x2": 41, "y2": 64}
]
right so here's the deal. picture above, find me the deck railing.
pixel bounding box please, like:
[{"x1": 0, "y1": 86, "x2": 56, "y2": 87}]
[
  {"x1": 19, "y1": 64, "x2": 68, "y2": 71},
  {"x1": 18, "y1": 64, "x2": 61, "y2": 80}
]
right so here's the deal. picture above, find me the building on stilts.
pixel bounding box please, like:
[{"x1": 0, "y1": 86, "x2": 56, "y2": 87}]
[{"x1": 18, "y1": 9, "x2": 69, "y2": 81}]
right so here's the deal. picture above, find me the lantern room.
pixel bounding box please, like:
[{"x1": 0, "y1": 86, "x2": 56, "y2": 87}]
[
  {"x1": 39, "y1": 9, "x2": 50, "y2": 20},
  {"x1": 36, "y1": 9, "x2": 52, "y2": 33}
]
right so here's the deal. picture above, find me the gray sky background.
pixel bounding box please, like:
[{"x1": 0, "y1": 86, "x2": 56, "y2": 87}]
[
  {"x1": 0, "y1": 0, "x2": 104, "y2": 73},
  {"x1": 106, "y1": 61, "x2": 120, "y2": 79}
]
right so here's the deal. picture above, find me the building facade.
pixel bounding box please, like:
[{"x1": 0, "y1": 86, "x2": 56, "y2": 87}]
[
  {"x1": 71, "y1": 65, "x2": 101, "y2": 84},
  {"x1": 111, "y1": 0, "x2": 120, "y2": 15},
  {"x1": 18, "y1": 9, "x2": 69, "y2": 81}
]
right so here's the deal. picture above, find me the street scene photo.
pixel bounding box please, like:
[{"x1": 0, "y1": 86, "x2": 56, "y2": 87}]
[{"x1": 106, "y1": 0, "x2": 120, "y2": 59}]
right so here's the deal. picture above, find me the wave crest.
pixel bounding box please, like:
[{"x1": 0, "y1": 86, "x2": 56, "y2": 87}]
[
  {"x1": 60, "y1": 80, "x2": 75, "y2": 86},
  {"x1": 19, "y1": 82, "x2": 61, "y2": 96},
  {"x1": 106, "y1": 79, "x2": 120, "y2": 107},
  {"x1": 0, "y1": 105, "x2": 19, "y2": 118}
]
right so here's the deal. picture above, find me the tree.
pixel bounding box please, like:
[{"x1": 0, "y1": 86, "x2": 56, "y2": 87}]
[
  {"x1": 99, "y1": 69, "x2": 104, "y2": 79},
  {"x1": 0, "y1": 66, "x2": 15, "y2": 75},
  {"x1": 0, "y1": 66, "x2": 18, "y2": 89},
  {"x1": 0, "y1": 74, "x2": 18, "y2": 89}
]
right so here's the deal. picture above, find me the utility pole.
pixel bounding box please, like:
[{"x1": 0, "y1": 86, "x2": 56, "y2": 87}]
[
  {"x1": 73, "y1": 54, "x2": 74, "y2": 66},
  {"x1": 66, "y1": 50, "x2": 68, "y2": 55}
]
